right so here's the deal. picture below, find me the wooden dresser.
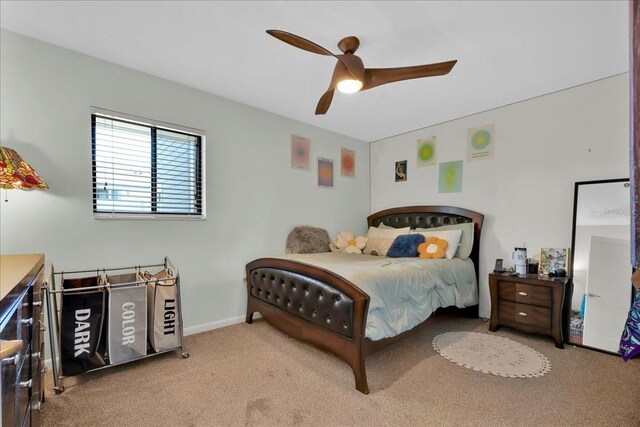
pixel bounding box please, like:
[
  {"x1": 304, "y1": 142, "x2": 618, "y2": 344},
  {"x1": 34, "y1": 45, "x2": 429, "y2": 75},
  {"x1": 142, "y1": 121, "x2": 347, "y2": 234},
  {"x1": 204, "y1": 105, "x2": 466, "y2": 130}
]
[
  {"x1": 1, "y1": 254, "x2": 45, "y2": 426},
  {"x1": 489, "y1": 273, "x2": 571, "y2": 349}
]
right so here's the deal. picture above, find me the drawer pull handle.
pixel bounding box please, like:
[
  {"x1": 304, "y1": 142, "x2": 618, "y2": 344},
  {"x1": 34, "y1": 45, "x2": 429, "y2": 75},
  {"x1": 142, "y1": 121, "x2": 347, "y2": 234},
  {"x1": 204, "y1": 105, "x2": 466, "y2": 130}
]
[
  {"x1": 19, "y1": 379, "x2": 32, "y2": 389},
  {"x1": 33, "y1": 301, "x2": 42, "y2": 307},
  {"x1": 32, "y1": 351, "x2": 41, "y2": 359},
  {"x1": 20, "y1": 318, "x2": 33, "y2": 326},
  {"x1": 1, "y1": 354, "x2": 20, "y2": 366},
  {"x1": 518, "y1": 312, "x2": 528, "y2": 317},
  {"x1": 0, "y1": 339, "x2": 23, "y2": 360},
  {"x1": 32, "y1": 401, "x2": 42, "y2": 411},
  {"x1": 518, "y1": 291, "x2": 528, "y2": 296}
]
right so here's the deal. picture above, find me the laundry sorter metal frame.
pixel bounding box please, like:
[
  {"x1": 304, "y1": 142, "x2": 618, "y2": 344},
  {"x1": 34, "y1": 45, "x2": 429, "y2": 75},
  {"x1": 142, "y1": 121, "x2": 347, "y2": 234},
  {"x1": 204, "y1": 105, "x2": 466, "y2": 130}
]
[{"x1": 43, "y1": 256, "x2": 189, "y2": 393}]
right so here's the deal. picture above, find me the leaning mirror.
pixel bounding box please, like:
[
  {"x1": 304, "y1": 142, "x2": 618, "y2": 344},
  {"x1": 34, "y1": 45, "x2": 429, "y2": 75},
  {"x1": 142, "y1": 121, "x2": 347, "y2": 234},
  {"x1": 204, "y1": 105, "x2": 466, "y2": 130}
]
[{"x1": 569, "y1": 178, "x2": 632, "y2": 353}]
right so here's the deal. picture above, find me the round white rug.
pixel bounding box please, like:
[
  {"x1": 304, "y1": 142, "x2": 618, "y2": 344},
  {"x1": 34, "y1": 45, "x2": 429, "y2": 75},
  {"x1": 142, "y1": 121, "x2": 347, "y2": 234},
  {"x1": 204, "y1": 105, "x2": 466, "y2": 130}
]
[{"x1": 432, "y1": 332, "x2": 551, "y2": 378}]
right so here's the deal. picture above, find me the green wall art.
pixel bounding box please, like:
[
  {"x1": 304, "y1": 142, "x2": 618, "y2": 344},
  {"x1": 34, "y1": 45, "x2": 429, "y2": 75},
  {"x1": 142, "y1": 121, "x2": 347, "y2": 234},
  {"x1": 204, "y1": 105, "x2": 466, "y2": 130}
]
[
  {"x1": 467, "y1": 124, "x2": 495, "y2": 161},
  {"x1": 416, "y1": 136, "x2": 437, "y2": 167},
  {"x1": 438, "y1": 160, "x2": 463, "y2": 193}
]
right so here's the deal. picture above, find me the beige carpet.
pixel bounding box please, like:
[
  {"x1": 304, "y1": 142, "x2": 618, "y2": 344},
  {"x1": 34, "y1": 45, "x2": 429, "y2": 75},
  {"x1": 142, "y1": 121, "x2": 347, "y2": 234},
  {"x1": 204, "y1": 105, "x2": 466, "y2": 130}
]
[{"x1": 40, "y1": 314, "x2": 640, "y2": 426}]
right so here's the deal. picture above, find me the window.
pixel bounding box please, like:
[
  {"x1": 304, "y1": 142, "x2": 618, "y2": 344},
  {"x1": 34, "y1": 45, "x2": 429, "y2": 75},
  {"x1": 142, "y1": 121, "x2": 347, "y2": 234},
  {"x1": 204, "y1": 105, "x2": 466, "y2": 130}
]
[{"x1": 91, "y1": 108, "x2": 204, "y2": 218}]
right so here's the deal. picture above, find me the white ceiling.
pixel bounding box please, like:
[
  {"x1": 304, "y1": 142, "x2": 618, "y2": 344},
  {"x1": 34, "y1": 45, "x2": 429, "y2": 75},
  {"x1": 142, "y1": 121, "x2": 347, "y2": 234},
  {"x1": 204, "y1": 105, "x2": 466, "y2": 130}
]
[{"x1": 0, "y1": 1, "x2": 630, "y2": 142}]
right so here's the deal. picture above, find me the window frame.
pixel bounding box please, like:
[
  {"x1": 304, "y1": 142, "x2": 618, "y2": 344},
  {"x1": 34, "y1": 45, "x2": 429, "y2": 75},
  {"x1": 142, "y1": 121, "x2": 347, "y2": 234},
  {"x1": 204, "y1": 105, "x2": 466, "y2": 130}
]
[{"x1": 91, "y1": 107, "x2": 206, "y2": 220}]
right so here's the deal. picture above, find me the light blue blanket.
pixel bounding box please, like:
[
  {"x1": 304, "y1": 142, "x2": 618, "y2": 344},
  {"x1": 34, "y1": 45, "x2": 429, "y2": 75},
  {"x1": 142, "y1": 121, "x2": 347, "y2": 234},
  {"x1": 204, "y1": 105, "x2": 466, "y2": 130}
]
[{"x1": 276, "y1": 253, "x2": 478, "y2": 341}]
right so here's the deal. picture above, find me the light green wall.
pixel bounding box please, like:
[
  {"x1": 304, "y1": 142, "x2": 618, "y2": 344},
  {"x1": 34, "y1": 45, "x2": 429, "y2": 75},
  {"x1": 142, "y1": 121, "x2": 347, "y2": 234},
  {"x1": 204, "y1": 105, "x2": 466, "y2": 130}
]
[{"x1": 0, "y1": 29, "x2": 370, "y2": 334}]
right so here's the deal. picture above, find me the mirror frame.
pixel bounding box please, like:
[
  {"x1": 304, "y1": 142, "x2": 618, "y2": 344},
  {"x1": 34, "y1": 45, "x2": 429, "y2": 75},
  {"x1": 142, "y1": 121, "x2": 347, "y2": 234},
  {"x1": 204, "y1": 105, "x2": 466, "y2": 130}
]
[{"x1": 569, "y1": 177, "x2": 631, "y2": 352}]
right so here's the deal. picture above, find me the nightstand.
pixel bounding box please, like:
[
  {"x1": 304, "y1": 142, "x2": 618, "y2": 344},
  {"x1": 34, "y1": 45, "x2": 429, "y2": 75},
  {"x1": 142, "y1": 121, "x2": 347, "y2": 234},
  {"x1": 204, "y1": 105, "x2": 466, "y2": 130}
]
[{"x1": 489, "y1": 273, "x2": 571, "y2": 349}]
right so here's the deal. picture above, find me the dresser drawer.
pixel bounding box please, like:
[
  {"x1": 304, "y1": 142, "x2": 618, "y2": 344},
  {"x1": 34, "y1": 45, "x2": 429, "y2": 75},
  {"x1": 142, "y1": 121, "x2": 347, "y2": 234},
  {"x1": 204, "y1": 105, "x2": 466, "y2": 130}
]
[
  {"x1": 17, "y1": 344, "x2": 31, "y2": 425},
  {"x1": 32, "y1": 300, "x2": 44, "y2": 354},
  {"x1": 499, "y1": 300, "x2": 551, "y2": 329},
  {"x1": 31, "y1": 341, "x2": 45, "y2": 410},
  {"x1": 498, "y1": 281, "x2": 552, "y2": 308}
]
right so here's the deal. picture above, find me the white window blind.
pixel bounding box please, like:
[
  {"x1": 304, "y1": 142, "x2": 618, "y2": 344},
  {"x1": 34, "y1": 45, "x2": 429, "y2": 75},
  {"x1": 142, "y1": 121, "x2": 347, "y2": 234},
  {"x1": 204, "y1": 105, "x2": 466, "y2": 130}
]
[{"x1": 92, "y1": 110, "x2": 204, "y2": 218}]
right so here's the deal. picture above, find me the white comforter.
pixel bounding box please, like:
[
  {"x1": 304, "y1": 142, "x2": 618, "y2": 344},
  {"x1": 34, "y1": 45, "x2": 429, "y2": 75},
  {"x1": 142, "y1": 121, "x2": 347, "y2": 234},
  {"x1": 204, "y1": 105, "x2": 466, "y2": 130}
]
[{"x1": 275, "y1": 252, "x2": 478, "y2": 341}]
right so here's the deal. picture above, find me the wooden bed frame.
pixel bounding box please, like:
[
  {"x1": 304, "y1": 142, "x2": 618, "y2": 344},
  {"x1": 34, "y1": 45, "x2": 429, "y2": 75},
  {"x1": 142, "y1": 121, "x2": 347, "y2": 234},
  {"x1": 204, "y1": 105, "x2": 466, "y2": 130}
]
[{"x1": 245, "y1": 206, "x2": 484, "y2": 394}]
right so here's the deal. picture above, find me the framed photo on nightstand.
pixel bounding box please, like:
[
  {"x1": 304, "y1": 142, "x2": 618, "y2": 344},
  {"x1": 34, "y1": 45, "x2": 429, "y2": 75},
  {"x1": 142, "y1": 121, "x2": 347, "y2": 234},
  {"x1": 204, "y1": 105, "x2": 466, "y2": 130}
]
[{"x1": 539, "y1": 247, "x2": 569, "y2": 275}]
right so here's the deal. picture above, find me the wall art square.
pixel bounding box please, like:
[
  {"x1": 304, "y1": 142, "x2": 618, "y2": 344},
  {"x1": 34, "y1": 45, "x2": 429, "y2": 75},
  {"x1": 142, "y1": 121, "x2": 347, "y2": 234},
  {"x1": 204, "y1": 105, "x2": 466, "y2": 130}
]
[
  {"x1": 291, "y1": 135, "x2": 310, "y2": 170},
  {"x1": 318, "y1": 157, "x2": 334, "y2": 188},
  {"x1": 539, "y1": 247, "x2": 569, "y2": 275},
  {"x1": 416, "y1": 136, "x2": 437, "y2": 167},
  {"x1": 467, "y1": 124, "x2": 495, "y2": 161},
  {"x1": 341, "y1": 148, "x2": 355, "y2": 177},
  {"x1": 438, "y1": 160, "x2": 463, "y2": 193},
  {"x1": 395, "y1": 160, "x2": 407, "y2": 182}
]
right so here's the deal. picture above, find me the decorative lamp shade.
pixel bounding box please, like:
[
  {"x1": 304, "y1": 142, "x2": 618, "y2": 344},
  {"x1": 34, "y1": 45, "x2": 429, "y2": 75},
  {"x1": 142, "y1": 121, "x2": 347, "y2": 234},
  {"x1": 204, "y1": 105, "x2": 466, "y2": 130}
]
[{"x1": 0, "y1": 146, "x2": 49, "y2": 190}]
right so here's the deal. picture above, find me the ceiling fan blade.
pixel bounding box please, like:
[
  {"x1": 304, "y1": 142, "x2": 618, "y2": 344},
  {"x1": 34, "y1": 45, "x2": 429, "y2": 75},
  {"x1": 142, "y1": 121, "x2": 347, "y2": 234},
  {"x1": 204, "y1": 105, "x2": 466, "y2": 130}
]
[
  {"x1": 362, "y1": 60, "x2": 457, "y2": 91},
  {"x1": 266, "y1": 29, "x2": 335, "y2": 57},
  {"x1": 315, "y1": 89, "x2": 335, "y2": 115}
]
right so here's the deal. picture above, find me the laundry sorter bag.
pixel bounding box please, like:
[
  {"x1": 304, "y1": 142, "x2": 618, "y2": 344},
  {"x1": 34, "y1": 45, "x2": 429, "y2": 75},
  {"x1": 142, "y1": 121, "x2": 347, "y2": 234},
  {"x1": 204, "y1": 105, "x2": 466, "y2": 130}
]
[
  {"x1": 60, "y1": 276, "x2": 107, "y2": 376},
  {"x1": 141, "y1": 269, "x2": 181, "y2": 352},
  {"x1": 106, "y1": 273, "x2": 147, "y2": 364}
]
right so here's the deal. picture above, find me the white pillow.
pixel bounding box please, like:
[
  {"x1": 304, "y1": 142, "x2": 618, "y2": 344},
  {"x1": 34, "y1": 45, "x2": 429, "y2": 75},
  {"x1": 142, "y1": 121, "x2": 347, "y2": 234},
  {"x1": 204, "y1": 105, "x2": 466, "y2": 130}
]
[
  {"x1": 367, "y1": 226, "x2": 410, "y2": 239},
  {"x1": 414, "y1": 222, "x2": 474, "y2": 259},
  {"x1": 377, "y1": 223, "x2": 394, "y2": 229},
  {"x1": 413, "y1": 229, "x2": 463, "y2": 259}
]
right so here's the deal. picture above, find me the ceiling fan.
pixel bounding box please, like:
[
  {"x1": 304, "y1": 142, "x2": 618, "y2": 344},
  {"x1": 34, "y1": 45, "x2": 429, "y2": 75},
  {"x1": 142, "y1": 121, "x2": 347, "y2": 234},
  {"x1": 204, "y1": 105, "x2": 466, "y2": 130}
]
[{"x1": 266, "y1": 29, "x2": 457, "y2": 115}]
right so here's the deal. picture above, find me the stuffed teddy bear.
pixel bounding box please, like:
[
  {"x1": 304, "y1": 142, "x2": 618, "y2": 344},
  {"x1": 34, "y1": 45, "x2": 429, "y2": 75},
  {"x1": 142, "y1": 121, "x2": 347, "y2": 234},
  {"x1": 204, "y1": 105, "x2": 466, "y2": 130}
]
[
  {"x1": 330, "y1": 231, "x2": 368, "y2": 254},
  {"x1": 418, "y1": 237, "x2": 448, "y2": 259}
]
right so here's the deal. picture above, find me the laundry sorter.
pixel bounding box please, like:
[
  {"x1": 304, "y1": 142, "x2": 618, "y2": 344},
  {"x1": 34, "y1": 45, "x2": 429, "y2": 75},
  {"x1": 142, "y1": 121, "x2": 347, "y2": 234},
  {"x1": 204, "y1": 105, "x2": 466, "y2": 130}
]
[{"x1": 43, "y1": 257, "x2": 188, "y2": 393}]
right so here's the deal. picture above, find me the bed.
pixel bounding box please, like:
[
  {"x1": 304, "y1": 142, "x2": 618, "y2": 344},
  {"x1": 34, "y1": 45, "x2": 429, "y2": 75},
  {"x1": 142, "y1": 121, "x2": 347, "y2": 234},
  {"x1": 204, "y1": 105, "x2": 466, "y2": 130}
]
[{"x1": 245, "y1": 205, "x2": 484, "y2": 394}]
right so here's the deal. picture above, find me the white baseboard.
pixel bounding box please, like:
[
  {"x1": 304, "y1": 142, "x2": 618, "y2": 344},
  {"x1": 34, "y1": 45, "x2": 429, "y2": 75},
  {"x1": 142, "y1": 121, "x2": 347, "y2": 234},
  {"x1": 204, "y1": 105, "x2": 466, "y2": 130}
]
[
  {"x1": 44, "y1": 313, "x2": 261, "y2": 370},
  {"x1": 183, "y1": 313, "x2": 261, "y2": 336}
]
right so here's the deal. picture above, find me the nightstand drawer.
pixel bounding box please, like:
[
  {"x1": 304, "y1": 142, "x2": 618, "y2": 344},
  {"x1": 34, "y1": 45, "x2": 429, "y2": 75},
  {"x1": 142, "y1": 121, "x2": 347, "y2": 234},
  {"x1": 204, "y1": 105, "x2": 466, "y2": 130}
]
[
  {"x1": 499, "y1": 301, "x2": 551, "y2": 329},
  {"x1": 498, "y1": 281, "x2": 552, "y2": 307}
]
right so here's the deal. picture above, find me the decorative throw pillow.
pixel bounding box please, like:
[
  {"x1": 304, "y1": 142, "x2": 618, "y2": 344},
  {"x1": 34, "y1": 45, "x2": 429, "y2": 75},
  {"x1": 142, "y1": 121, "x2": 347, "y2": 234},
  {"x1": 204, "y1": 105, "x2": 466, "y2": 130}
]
[
  {"x1": 363, "y1": 237, "x2": 394, "y2": 256},
  {"x1": 412, "y1": 229, "x2": 462, "y2": 259},
  {"x1": 285, "y1": 225, "x2": 330, "y2": 254},
  {"x1": 414, "y1": 223, "x2": 474, "y2": 259},
  {"x1": 367, "y1": 226, "x2": 410, "y2": 239},
  {"x1": 332, "y1": 231, "x2": 368, "y2": 254},
  {"x1": 418, "y1": 237, "x2": 449, "y2": 259},
  {"x1": 387, "y1": 234, "x2": 426, "y2": 258}
]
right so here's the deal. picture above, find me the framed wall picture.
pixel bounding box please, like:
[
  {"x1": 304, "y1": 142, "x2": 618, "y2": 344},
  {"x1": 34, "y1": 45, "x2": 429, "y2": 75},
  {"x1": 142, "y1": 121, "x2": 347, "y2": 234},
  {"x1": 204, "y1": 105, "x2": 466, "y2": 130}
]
[
  {"x1": 416, "y1": 136, "x2": 437, "y2": 167},
  {"x1": 438, "y1": 160, "x2": 463, "y2": 193},
  {"x1": 318, "y1": 157, "x2": 334, "y2": 188},
  {"x1": 467, "y1": 124, "x2": 495, "y2": 161},
  {"x1": 341, "y1": 148, "x2": 355, "y2": 177},
  {"x1": 291, "y1": 135, "x2": 310, "y2": 170},
  {"x1": 539, "y1": 247, "x2": 569, "y2": 274},
  {"x1": 395, "y1": 160, "x2": 407, "y2": 182}
]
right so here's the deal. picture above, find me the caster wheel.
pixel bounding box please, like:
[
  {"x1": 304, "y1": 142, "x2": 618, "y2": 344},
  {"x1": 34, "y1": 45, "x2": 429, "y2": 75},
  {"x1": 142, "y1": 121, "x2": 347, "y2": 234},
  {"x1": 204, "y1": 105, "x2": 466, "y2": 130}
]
[{"x1": 181, "y1": 352, "x2": 190, "y2": 358}]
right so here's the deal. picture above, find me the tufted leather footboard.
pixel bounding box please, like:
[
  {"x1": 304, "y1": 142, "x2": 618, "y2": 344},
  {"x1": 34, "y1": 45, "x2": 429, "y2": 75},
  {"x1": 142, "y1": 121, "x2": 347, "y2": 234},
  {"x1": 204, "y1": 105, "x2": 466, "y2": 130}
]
[
  {"x1": 245, "y1": 257, "x2": 371, "y2": 393},
  {"x1": 248, "y1": 267, "x2": 355, "y2": 338}
]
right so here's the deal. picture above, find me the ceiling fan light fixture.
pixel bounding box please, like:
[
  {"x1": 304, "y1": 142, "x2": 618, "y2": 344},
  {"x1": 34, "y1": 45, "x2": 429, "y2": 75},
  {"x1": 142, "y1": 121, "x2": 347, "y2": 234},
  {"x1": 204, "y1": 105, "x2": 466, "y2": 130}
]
[
  {"x1": 336, "y1": 78, "x2": 363, "y2": 94},
  {"x1": 266, "y1": 30, "x2": 457, "y2": 114}
]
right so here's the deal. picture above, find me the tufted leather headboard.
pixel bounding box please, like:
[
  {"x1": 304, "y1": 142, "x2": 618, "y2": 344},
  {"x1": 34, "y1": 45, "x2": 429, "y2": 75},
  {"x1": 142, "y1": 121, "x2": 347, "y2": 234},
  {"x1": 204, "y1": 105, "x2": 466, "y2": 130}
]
[{"x1": 367, "y1": 205, "x2": 484, "y2": 282}]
